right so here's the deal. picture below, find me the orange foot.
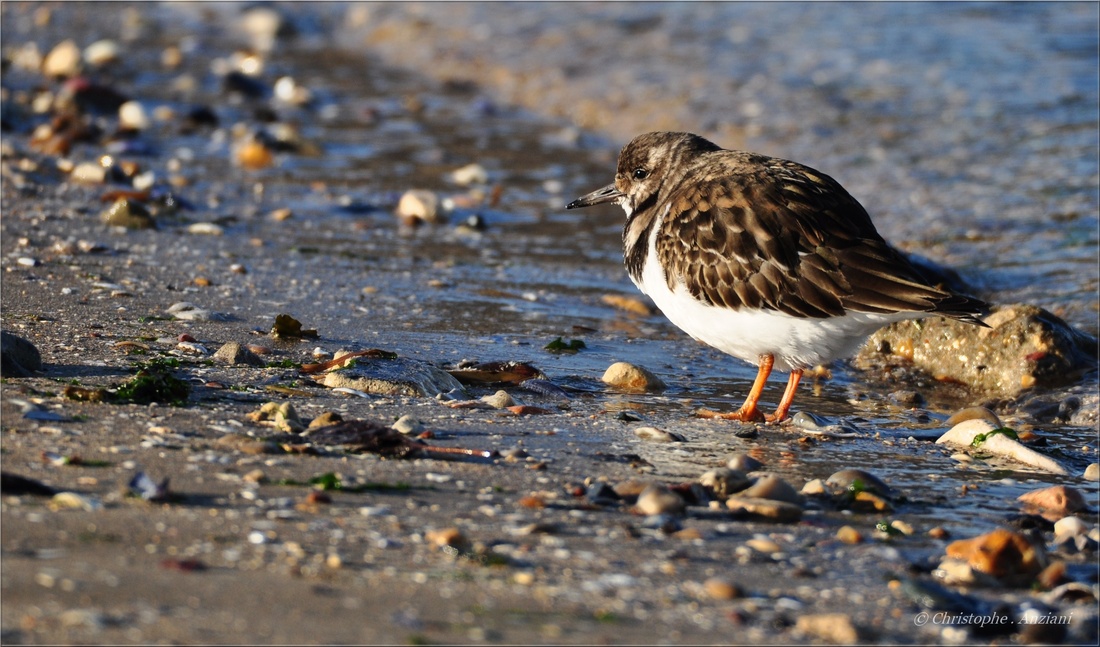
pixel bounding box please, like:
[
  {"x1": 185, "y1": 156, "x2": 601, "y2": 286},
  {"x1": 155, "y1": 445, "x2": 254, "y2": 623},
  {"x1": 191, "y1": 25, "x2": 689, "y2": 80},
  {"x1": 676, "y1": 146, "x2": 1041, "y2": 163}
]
[
  {"x1": 695, "y1": 363, "x2": 804, "y2": 425},
  {"x1": 695, "y1": 406, "x2": 766, "y2": 423}
]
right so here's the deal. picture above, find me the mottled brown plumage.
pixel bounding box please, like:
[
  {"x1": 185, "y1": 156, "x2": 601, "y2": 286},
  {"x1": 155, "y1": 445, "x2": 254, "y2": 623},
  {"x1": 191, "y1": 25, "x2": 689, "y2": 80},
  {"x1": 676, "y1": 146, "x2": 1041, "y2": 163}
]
[{"x1": 568, "y1": 131, "x2": 988, "y2": 422}]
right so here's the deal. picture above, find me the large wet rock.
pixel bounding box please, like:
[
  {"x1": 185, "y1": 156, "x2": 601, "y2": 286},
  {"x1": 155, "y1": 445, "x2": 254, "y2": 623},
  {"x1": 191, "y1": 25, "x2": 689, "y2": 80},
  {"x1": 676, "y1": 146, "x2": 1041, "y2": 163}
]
[
  {"x1": 855, "y1": 304, "x2": 1098, "y2": 398},
  {"x1": 320, "y1": 356, "x2": 468, "y2": 398},
  {"x1": 1, "y1": 331, "x2": 42, "y2": 377}
]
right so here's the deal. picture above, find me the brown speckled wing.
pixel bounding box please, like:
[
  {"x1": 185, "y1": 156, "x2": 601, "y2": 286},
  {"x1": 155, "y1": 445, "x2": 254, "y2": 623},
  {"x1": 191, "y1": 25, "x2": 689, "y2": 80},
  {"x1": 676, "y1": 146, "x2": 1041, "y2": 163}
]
[{"x1": 656, "y1": 152, "x2": 984, "y2": 320}]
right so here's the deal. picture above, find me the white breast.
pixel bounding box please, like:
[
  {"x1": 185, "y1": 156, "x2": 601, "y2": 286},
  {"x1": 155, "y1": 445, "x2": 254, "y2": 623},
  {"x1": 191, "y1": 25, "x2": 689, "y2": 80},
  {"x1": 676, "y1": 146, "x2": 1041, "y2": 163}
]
[{"x1": 630, "y1": 214, "x2": 912, "y2": 372}]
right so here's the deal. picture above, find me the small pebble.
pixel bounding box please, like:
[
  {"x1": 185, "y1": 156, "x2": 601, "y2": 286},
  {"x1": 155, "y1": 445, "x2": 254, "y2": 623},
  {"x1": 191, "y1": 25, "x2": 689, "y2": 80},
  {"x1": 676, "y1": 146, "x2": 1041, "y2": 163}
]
[
  {"x1": 213, "y1": 342, "x2": 266, "y2": 367},
  {"x1": 825, "y1": 468, "x2": 893, "y2": 498},
  {"x1": 1053, "y1": 516, "x2": 1089, "y2": 542},
  {"x1": 237, "y1": 140, "x2": 274, "y2": 170},
  {"x1": 726, "y1": 497, "x2": 802, "y2": 522},
  {"x1": 396, "y1": 189, "x2": 443, "y2": 225},
  {"x1": 745, "y1": 537, "x2": 782, "y2": 554},
  {"x1": 800, "y1": 479, "x2": 826, "y2": 495},
  {"x1": 308, "y1": 411, "x2": 343, "y2": 429},
  {"x1": 726, "y1": 454, "x2": 763, "y2": 472},
  {"x1": 71, "y1": 162, "x2": 107, "y2": 184},
  {"x1": 1017, "y1": 485, "x2": 1087, "y2": 518},
  {"x1": 425, "y1": 527, "x2": 466, "y2": 548},
  {"x1": 703, "y1": 577, "x2": 742, "y2": 600},
  {"x1": 83, "y1": 39, "x2": 120, "y2": 67},
  {"x1": 450, "y1": 162, "x2": 488, "y2": 186},
  {"x1": 698, "y1": 469, "x2": 751, "y2": 499},
  {"x1": 118, "y1": 100, "x2": 150, "y2": 130},
  {"x1": 187, "y1": 222, "x2": 225, "y2": 236},
  {"x1": 944, "y1": 528, "x2": 1045, "y2": 584},
  {"x1": 836, "y1": 525, "x2": 863, "y2": 544},
  {"x1": 738, "y1": 475, "x2": 801, "y2": 505},
  {"x1": 633, "y1": 426, "x2": 684, "y2": 443},
  {"x1": 101, "y1": 198, "x2": 154, "y2": 229},
  {"x1": 601, "y1": 362, "x2": 666, "y2": 392},
  {"x1": 1084, "y1": 463, "x2": 1099, "y2": 482},
  {"x1": 391, "y1": 415, "x2": 426, "y2": 435},
  {"x1": 600, "y1": 294, "x2": 653, "y2": 316},
  {"x1": 480, "y1": 390, "x2": 515, "y2": 409},
  {"x1": 43, "y1": 39, "x2": 81, "y2": 77},
  {"x1": 635, "y1": 485, "x2": 686, "y2": 516},
  {"x1": 945, "y1": 406, "x2": 1003, "y2": 428}
]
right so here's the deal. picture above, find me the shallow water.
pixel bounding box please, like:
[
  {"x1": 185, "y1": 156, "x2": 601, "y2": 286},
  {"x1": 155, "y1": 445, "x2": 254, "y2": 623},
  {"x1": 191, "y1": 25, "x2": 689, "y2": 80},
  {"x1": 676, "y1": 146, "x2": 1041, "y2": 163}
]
[{"x1": 2, "y1": 2, "x2": 1097, "y2": 551}]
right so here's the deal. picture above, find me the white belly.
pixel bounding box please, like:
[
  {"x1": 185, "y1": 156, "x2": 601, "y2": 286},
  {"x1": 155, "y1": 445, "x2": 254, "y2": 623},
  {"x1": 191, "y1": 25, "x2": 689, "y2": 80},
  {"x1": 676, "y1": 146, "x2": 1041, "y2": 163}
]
[{"x1": 632, "y1": 231, "x2": 911, "y2": 372}]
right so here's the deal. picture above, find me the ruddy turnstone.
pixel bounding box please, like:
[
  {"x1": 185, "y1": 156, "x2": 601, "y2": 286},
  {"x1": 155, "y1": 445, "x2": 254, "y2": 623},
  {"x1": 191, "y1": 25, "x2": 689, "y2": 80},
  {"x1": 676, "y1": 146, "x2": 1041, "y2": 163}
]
[{"x1": 568, "y1": 131, "x2": 988, "y2": 423}]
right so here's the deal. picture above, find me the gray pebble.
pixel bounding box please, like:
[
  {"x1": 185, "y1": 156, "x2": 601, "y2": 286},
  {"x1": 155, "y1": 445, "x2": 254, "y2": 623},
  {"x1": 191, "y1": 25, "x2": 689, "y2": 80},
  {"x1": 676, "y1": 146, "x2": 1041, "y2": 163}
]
[
  {"x1": 698, "y1": 468, "x2": 751, "y2": 499},
  {"x1": 634, "y1": 426, "x2": 685, "y2": 443},
  {"x1": 586, "y1": 482, "x2": 620, "y2": 505},
  {"x1": 480, "y1": 390, "x2": 515, "y2": 409},
  {"x1": 391, "y1": 415, "x2": 425, "y2": 435},
  {"x1": 214, "y1": 342, "x2": 266, "y2": 367},
  {"x1": 825, "y1": 469, "x2": 894, "y2": 498},
  {"x1": 1, "y1": 331, "x2": 42, "y2": 377},
  {"x1": 739, "y1": 475, "x2": 802, "y2": 505},
  {"x1": 635, "y1": 485, "x2": 686, "y2": 516},
  {"x1": 727, "y1": 454, "x2": 763, "y2": 472}
]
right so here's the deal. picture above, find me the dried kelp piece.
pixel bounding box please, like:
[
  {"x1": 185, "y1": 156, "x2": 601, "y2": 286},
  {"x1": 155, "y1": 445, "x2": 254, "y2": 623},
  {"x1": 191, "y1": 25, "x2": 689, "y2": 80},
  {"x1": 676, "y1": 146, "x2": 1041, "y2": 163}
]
[
  {"x1": 447, "y1": 360, "x2": 547, "y2": 385},
  {"x1": 300, "y1": 348, "x2": 399, "y2": 374},
  {"x1": 305, "y1": 420, "x2": 494, "y2": 460},
  {"x1": 271, "y1": 313, "x2": 319, "y2": 340}
]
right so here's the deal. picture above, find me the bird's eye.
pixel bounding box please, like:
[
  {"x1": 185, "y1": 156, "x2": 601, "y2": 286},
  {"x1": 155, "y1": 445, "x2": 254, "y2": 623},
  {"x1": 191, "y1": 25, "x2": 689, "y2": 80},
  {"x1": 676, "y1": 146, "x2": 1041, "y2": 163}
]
[{"x1": 632, "y1": 168, "x2": 648, "y2": 180}]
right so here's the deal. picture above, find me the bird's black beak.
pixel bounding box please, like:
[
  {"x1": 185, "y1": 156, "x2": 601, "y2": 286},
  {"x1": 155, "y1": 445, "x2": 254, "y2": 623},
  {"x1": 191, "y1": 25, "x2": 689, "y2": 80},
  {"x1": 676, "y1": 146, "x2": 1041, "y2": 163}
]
[{"x1": 566, "y1": 183, "x2": 624, "y2": 209}]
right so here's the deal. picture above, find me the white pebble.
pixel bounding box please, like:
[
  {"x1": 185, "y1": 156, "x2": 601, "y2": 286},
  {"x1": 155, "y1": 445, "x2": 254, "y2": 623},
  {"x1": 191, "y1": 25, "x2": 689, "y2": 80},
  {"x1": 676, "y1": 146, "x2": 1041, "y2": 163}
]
[
  {"x1": 118, "y1": 101, "x2": 150, "y2": 131},
  {"x1": 450, "y1": 163, "x2": 488, "y2": 186}
]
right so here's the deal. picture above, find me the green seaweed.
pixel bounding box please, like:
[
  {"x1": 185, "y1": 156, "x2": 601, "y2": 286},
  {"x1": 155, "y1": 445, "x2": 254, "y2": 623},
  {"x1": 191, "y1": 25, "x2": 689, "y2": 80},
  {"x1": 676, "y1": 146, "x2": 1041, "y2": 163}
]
[{"x1": 544, "y1": 337, "x2": 586, "y2": 354}]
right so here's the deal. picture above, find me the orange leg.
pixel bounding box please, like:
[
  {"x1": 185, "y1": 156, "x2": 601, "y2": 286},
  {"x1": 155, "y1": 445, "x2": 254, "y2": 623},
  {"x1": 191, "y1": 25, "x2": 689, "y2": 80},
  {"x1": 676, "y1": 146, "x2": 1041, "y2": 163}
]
[
  {"x1": 697, "y1": 354, "x2": 774, "y2": 423},
  {"x1": 765, "y1": 368, "x2": 804, "y2": 423}
]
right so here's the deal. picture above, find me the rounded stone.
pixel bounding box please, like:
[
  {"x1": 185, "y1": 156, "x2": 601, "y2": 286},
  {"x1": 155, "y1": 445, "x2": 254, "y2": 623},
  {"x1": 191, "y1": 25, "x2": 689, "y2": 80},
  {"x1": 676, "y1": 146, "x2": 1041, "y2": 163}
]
[
  {"x1": 634, "y1": 426, "x2": 684, "y2": 443},
  {"x1": 1, "y1": 331, "x2": 42, "y2": 377},
  {"x1": 702, "y1": 577, "x2": 742, "y2": 600},
  {"x1": 726, "y1": 454, "x2": 763, "y2": 472},
  {"x1": 601, "y1": 362, "x2": 666, "y2": 392},
  {"x1": 738, "y1": 475, "x2": 801, "y2": 505},
  {"x1": 1053, "y1": 516, "x2": 1089, "y2": 542},
  {"x1": 635, "y1": 485, "x2": 686, "y2": 516},
  {"x1": 945, "y1": 406, "x2": 1003, "y2": 428},
  {"x1": 396, "y1": 189, "x2": 443, "y2": 225},
  {"x1": 836, "y1": 525, "x2": 863, "y2": 544},
  {"x1": 825, "y1": 469, "x2": 894, "y2": 498},
  {"x1": 1084, "y1": 463, "x2": 1100, "y2": 482},
  {"x1": 726, "y1": 497, "x2": 802, "y2": 522},
  {"x1": 43, "y1": 39, "x2": 82, "y2": 77},
  {"x1": 391, "y1": 415, "x2": 426, "y2": 435},
  {"x1": 698, "y1": 469, "x2": 751, "y2": 499},
  {"x1": 480, "y1": 390, "x2": 515, "y2": 409}
]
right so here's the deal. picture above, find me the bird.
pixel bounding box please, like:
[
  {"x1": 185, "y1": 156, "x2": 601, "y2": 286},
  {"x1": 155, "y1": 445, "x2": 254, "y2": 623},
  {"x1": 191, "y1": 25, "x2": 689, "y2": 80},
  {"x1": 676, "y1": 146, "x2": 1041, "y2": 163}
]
[{"x1": 567, "y1": 131, "x2": 988, "y2": 423}]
